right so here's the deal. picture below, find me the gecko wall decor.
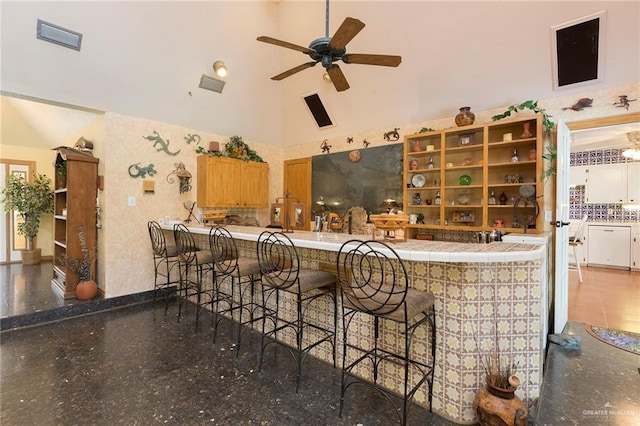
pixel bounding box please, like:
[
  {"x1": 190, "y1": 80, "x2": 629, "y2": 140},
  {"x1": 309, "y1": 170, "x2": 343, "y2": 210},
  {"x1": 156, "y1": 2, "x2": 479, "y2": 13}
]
[{"x1": 142, "y1": 131, "x2": 181, "y2": 156}]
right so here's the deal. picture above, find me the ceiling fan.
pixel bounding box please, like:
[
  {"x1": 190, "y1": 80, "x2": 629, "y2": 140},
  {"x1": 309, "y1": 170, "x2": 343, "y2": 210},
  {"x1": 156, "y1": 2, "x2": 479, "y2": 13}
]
[{"x1": 256, "y1": 0, "x2": 401, "y2": 92}]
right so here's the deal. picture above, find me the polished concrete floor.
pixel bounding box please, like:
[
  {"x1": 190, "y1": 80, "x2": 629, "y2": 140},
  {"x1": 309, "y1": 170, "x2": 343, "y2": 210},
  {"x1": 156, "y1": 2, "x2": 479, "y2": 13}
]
[{"x1": 1, "y1": 262, "x2": 639, "y2": 425}]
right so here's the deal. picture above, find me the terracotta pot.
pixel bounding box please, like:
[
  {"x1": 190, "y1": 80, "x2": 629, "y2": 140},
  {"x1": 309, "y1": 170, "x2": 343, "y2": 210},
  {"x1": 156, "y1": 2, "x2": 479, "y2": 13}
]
[
  {"x1": 76, "y1": 280, "x2": 97, "y2": 300},
  {"x1": 474, "y1": 378, "x2": 528, "y2": 426}
]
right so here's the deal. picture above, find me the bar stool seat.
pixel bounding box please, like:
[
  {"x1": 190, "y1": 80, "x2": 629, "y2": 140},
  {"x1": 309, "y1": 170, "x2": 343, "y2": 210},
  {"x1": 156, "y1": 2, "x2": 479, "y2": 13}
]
[
  {"x1": 174, "y1": 223, "x2": 215, "y2": 332},
  {"x1": 257, "y1": 230, "x2": 337, "y2": 393},
  {"x1": 209, "y1": 227, "x2": 263, "y2": 354},
  {"x1": 147, "y1": 221, "x2": 181, "y2": 313},
  {"x1": 337, "y1": 239, "x2": 436, "y2": 426}
]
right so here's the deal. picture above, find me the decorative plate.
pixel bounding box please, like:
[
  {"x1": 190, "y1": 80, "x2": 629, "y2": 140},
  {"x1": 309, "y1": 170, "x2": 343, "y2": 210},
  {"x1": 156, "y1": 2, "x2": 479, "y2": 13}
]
[
  {"x1": 411, "y1": 174, "x2": 426, "y2": 188},
  {"x1": 348, "y1": 150, "x2": 361, "y2": 163},
  {"x1": 458, "y1": 175, "x2": 472, "y2": 185}
]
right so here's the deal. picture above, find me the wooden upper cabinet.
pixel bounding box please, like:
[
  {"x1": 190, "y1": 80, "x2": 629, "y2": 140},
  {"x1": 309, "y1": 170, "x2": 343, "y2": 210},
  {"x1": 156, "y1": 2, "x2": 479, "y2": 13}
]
[
  {"x1": 197, "y1": 156, "x2": 269, "y2": 208},
  {"x1": 241, "y1": 161, "x2": 269, "y2": 208}
]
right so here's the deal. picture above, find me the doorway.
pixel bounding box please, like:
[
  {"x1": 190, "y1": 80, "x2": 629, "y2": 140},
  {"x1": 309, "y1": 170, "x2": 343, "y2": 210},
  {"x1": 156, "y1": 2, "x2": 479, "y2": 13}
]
[
  {"x1": 0, "y1": 159, "x2": 35, "y2": 264},
  {"x1": 560, "y1": 113, "x2": 640, "y2": 331}
]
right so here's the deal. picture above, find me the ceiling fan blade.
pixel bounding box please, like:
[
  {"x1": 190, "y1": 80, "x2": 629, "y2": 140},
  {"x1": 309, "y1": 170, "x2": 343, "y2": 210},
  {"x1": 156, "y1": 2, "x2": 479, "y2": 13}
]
[
  {"x1": 329, "y1": 17, "x2": 365, "y2": 50},
  {"x1": 271, "y1": 62, "x2": 317, "y2": 81},
  {"x1": 327, "y1": 65, "x2": 350, "y2": 92},
  {"x1": 342, "y1": 53, "x2": 402, "y2": 67},
  {"x1": 257, "y1": 36, "x2": 315, "y2": 54}
]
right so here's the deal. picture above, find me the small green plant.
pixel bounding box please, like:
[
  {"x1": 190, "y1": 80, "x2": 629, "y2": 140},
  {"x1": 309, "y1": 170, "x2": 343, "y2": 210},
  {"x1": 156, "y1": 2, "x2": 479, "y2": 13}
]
[
  {"x1": 196, "y1": 135, "x2": 264, "y2": 162},
  {"x1": 1, "y1": 173, "x2": 54, "y2": 249},
  {"x1": 491, "y1": 100, "x2": 555, "y2": 135}
]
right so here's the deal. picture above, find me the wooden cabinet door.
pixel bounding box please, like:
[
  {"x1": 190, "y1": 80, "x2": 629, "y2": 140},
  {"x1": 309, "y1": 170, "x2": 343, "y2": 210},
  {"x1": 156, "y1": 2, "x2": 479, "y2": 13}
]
[
  {"x1": 241, "y1": 161, "x2": 269, "y2": 208},
  {"x1": 197, "y1": 156, "x2": 241, "y2": 207}
]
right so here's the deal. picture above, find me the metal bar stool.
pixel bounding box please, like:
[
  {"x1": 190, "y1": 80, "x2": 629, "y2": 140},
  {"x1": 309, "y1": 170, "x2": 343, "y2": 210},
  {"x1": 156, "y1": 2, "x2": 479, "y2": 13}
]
[
  {"x1": 336, "y1": 239, "x2": 436, "y2": 425},
  {"x1": 209, "y1": 226, "x2": 262, "y2": 354},
  {"x1": 147, "y1": 221, "x2": 180, "y2": 313},
  {"x1": 173, "y1": 223, "x2": 215, "y2": 332},
  {"x1": 256, "y1": 230, "x2": 337, "y2": 392}
]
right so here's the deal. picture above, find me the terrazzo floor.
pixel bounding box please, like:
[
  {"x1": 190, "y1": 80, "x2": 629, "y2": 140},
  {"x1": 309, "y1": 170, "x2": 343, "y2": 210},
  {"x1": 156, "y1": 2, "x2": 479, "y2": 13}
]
[
  {"x1": 2, "y1": 262, "x2": 639, "y2": 425},
  {"x1": 0, "y1": 300, "x2": 455, "y2": 425}
]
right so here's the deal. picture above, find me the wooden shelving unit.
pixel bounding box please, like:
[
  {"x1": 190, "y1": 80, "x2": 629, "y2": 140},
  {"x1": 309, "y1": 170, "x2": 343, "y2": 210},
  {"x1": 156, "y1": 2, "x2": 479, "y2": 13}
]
[
  {"x1": 51, "y1": 148, "x2": 99, "y2": 299},
  {"x1": 403, "y1": 116, "x2": 544, "y2": 238}
]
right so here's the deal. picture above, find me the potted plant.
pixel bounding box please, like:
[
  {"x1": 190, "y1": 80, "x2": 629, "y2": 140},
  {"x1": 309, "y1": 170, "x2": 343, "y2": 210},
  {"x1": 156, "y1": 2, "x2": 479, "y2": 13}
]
[
  {"x1": 472, "y1": 326, "x2": 528, "y2": 425},
  {"x1": 61, "y1": 226, "x2": 97, "y2": 300},
  {"x1": 1, "y1": 172, "x2": 54, "y2": 264}
]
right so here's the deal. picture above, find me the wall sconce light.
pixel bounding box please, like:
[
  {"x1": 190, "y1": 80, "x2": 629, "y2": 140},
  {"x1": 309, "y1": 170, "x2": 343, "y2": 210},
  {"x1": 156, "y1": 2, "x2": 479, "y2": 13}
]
[
  {"x1": 213, "y1": 60, "x2": 228, "y2": 78},
  {"x1": 167, "y1": 162, "x2": 192, "y2": 193}
]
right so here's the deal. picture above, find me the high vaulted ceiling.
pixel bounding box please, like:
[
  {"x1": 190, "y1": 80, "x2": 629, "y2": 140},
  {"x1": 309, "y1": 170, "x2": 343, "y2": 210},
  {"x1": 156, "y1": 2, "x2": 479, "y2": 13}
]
[{"x1": 1, "y1": 1, "x2": 638, "y2": 147}]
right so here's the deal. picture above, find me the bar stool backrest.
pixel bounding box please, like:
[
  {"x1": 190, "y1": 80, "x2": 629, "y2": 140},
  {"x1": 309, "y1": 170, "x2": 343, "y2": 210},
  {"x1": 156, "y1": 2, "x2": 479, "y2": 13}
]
[
  {"x1": 337, "y1": 239, "x2": 408, "y2": 316},
  {"x1": 209, "y1": 226, "x2": 239, "y2": 275},
  {"x1": 257, "y1": 231, "x2": 300, "y2": 290},
  {"x1": 148, "y1": 221, "x2": 169, "y2": 257},
  {"x1": 174, "y1": 223, "x2": 198, "y2": 263}
]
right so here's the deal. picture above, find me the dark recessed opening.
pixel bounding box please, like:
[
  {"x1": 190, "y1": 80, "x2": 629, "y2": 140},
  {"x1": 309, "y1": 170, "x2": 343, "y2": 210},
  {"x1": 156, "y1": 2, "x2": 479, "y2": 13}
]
[
  {"x1": 303, "y1": 93, "x2": 333, "y2": 128},
  {"x1": 555, "y1": 17, "x2": 600, "y2": 87}
]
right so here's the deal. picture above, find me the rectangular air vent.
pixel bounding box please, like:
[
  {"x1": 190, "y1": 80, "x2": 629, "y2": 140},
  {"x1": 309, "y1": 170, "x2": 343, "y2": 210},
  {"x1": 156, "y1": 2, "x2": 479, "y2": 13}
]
[
  {"x1": 199, "y1": 74, "x2": 225, "y2": 94},
  {"x1": 302, "y1": 93, "x2": 334, "y2": 128},
  {"x1": 551, "y1": 10, "x2": 606, "y2": 90},
  {"x1": 37, "y1": 19, "x2": 82, "y2": 51}
]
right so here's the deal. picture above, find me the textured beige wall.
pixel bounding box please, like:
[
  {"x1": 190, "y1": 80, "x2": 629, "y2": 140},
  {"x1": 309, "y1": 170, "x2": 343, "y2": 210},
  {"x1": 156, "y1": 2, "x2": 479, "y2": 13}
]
[{"x1": 100, "y1": 113, "x2": 282, "y2": 297}]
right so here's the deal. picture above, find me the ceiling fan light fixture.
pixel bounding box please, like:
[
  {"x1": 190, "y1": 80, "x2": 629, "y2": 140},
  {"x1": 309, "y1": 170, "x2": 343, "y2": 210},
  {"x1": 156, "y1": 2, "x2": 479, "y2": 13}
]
[
  {"x1": 322, "y1": 72, "x2": 332, "y2": 82},
  {"x1": 213, "y1": 61, "x2": 228, "y2": 78}
]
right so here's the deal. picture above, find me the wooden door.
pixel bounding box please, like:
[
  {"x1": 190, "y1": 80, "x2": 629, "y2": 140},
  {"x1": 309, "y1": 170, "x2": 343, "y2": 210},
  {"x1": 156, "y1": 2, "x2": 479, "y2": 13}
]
[{"x1": 283, "y1": 158, "x2": 311, "y2": 230}]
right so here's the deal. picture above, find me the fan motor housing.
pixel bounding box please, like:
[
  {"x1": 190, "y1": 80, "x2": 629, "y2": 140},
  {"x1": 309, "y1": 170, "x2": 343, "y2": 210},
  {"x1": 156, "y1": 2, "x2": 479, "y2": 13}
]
[{"x1": 309, "y1": 37, "x2": 345, "y2": 67}]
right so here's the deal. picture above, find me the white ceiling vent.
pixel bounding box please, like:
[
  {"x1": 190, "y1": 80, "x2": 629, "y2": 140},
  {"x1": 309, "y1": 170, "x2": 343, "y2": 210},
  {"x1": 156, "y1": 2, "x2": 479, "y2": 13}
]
[
  {"x1": 199, "y1": 75, "x2": 225, "y2": 94},
  {"x1": 37, "y1": 19, "x2": 82, "y2": 51}
]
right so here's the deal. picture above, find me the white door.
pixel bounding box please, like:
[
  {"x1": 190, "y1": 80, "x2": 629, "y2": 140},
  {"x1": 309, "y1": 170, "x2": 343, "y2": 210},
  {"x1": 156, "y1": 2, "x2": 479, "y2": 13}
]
[
  {"x1": 1, "y1": 162, "x2": 32, "y2": 263},
  {"x1": 554, "y1": 119, "x2": 571, "y2": 334}
]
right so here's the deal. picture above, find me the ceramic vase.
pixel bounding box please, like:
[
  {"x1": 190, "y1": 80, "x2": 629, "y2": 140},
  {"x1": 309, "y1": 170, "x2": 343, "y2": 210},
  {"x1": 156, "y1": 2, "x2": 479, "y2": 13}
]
[
  {"x1": 521, "y1": 122, "x2": 533, "y2": 138},
  {"x1": 473, "y1": 379, "x2": 528, "y2": 426},
  {"x1": 412, "y1": 140, "x2": 423, "y2": 152},
  {"x1": 76, "y1": 280, "x2": 97, "y2": 300},
  {"x1": 455, "y1": 107, "x2": 475, "y2": 127}
]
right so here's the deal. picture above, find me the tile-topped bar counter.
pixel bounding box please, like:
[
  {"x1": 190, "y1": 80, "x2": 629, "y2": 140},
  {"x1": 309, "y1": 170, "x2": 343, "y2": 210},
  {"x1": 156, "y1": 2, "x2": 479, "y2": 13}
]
[{"x1": 164, "y1": 224, "x2": 547, "y2": 424}]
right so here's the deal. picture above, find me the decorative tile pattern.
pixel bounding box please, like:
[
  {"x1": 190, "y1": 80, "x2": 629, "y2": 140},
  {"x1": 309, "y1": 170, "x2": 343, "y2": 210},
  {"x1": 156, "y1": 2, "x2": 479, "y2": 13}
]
[{"x1": 570, "y1": 150, "x2": 640, "y2": 223}]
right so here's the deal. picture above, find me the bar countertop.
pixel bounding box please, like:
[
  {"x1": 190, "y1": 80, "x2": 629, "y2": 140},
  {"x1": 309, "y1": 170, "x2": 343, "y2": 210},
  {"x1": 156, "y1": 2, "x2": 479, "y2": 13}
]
[{"x1": 166, "y1": 224, "x2": 545, "y2": 263}]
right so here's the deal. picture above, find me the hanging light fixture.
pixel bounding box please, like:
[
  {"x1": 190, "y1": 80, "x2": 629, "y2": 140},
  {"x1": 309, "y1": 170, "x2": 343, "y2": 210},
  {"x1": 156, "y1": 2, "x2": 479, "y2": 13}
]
[
  {"x1": 213, "y1": 60, "x2": 228, "y2": 78},
  {"x1": 622, "y1": 131, "x2": 640, "y2": 160}
]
